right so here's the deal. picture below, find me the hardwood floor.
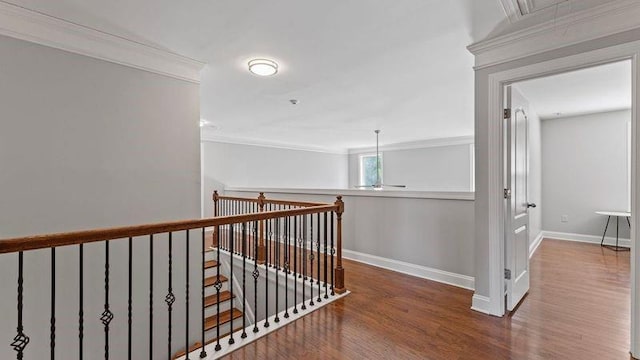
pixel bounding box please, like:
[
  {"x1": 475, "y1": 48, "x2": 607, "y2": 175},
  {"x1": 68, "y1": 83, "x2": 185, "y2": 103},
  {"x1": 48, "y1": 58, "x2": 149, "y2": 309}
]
[{"x1": 222, "y1": 239, "x2": 632, "y2": 359}]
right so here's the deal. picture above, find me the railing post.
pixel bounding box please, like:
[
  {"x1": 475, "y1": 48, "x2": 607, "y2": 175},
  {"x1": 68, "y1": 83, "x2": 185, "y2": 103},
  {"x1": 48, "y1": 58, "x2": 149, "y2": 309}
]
[
  {"x1": 334, "y1": 196, "x2": 346, "y2": 294},
  {"x1": 213, "y1": 190, "x2": 219, "y2": 247},
  {"x1": 257, "y1": 192, "x2": 267, "y2": 264}
]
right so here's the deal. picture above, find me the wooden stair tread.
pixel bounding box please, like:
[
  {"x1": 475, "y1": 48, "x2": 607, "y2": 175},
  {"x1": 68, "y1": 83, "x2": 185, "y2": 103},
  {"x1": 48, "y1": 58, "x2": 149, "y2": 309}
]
[
  {"x1": 204, "y1": 260, "x2": 218, "y2": 269},
  {"x1": 204, "y1": 291, "x2": 234, "y2": 307},
  {"x1": 205, "y1": 308, "x2": 243, "y2": 331},
  {"x1": 171, "y1": 324, "x2": 244, "y2": 359},
  {"x1": 204, "y1": 275, "x2": 228, "y2": 287}
]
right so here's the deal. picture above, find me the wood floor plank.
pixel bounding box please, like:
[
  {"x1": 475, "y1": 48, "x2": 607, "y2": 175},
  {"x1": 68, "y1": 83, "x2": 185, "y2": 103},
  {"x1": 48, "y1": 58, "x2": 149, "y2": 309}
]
[{"x1": 222, "y1": 239, "x2": 633, "y2": 359}]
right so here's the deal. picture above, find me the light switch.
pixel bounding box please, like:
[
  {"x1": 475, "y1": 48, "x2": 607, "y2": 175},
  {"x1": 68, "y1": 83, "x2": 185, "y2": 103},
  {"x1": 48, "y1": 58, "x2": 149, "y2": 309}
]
[{"x1": 561, "y1": 215, "x2": 569, "y2": 223}]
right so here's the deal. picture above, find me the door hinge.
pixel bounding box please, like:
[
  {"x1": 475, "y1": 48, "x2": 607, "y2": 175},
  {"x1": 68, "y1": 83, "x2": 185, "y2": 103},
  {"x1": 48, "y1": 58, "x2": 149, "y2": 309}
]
[
  {"x1": 504, "y1": 188, "x2": 511, "y2": 199},
  {"x1": 504, "y1": 108, "x2": 511, "y2": 119},
  {"x1": 504, "y1": 269, "x2": 512, "y2": 280}
]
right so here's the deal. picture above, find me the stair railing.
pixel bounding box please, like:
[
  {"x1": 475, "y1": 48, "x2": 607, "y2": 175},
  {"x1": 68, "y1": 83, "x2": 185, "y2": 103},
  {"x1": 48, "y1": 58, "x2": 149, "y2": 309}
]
[
  {"x1": 212, "y1": 191, "x2": 334, "y2": 266},
  {"x1": 0, "y1": 195, "x2": 345, "y2": 360}
]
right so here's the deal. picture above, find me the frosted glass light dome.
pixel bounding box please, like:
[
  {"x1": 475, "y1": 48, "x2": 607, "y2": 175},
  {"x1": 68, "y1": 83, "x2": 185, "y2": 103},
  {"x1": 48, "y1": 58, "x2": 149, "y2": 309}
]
[{"x1": 248, "y1": 59, "x2": 278, "y2": 76}]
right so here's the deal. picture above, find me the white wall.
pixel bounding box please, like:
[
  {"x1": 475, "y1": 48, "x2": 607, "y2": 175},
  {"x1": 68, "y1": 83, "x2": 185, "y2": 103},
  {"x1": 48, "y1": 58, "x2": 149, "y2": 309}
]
[
  {"x1": 541, "y1": 110, "x2": 631, "y2": 238},
  {"x1": 226, "y1": 189, "x2": 476, "y2": 288},
  {"x1": 0, "y1": 35, "x2": 201, "y2": 359},
  {"x1": 201, "y1": 141, "x2": 348, "y2": 217},
  {"x1": 348, "y1": 143, "x2": 474, "y2": 191}
]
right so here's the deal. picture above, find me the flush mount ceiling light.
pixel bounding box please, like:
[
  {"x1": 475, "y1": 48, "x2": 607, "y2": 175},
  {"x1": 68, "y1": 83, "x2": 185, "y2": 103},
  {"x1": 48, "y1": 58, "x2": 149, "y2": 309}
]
[{"x1": 248, "y1": 59, "x2": 278, "y2": 76}]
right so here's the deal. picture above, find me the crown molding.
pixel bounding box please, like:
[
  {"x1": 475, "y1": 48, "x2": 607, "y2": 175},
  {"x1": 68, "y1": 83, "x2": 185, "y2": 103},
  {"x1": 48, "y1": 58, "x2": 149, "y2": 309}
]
[
  {"x1": 200, "y1": 134, "x2": 349, "y2": 155},
  {"x1": 0, "y1": 1, "x2": 206, "y2": 83},
  {"x1": 468, "y1": 0, "x2": 640, "y2": 70},
  {"x1": 348, "y1": 135, "x2": 474, "y2": 155}
]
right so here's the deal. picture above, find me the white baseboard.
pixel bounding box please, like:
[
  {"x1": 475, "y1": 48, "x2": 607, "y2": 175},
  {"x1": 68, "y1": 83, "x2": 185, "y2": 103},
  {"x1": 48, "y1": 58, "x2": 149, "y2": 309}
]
[
  {"x1": 542, "y1": 230, "x2": 631, "y2": 248},
  {"x1": 471, "y1": 294, "x2": 494, "y2": 315},
  {"x1": 342, "y1": 249, "x2": 475, "y2": 290},
  {"x1": 529, "y1": 232, "x2": 544, "y2": 258}
]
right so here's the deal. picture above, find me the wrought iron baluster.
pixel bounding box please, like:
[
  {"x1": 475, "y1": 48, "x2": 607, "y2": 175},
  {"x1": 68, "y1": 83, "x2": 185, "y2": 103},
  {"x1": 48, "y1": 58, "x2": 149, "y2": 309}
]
[
  {"x1": 185, "y1": 230, "x2": 190, "y2": 360},
  {"x1": 79, "y1": 244, "x2": 84, "y2": 360},
  {"x1": 264, "y1": 219, "x2": 270, "y2": 328},
  {"x1": 51, "y1": 247, "x2": 56, "y2": 360},
  {"x1": 252, "y1": 220, "x2": 259, "y2": 334},
  {"x1": 128, "y1": 237, "x2": 133, "y2": 360},
  {"x1": 324, "y1": 212, "x2": 329, "y2": 299},
  {"x1": 223, "y1": 200, "x2": 227, "y2": 250},
  {"x1": 284, "y1": 216, "x2": 290, "y2": 319},
  {"x1": 317, "y1": 213, "x2": 321, "y2": 303},
  {"x1": 200, "y1": 229, "x2": 207, "y2": 358},
  {"x1": 251, "y1": 203, "x2": 256, "y2": 259},
  {"x1": 149, "y1": 235, "x2": 153, "y2": 360},
  {"x1": 293, "y1": 216, "x2": 299, "y2": 315},
  {"x1": 233, "y1": 201, "x2": 237, "y2": 254},
  {"x1": 266, "y1": 204, "x2": 270, "y2": 267},
  {"x1": 102, "y1": 241, "x2": 114, "y2": 360},
  {"x1": 274, "y1": 218, "x2": 280, "y2": 324},
  {"x1": 166, "y1": 233, "x2": 175, "y2": 360},
  {"x1": 229, "y1": 224, "x2": 236, "y2": 344},
  {"x1": 288, "y1": 207, "x2": 293, "y2": 275},
  {"x1": 301, "y1": 215, "x2": 307, "y2": 311},
  {"x1": 331, "y1": 213, "x2": 335, "y2": 296},
  {"x1": 13, "y1": 251, "x2": 30, "y2": 360},
  {"x1": 215, "y1": 227, "x2": 222, "y2": 351},
  {"x1": 309, "y1": 214, "x2": 315, "y2": 307},
  {"x1": 241, "y1": 223, "x2": 248, "y2": 338}
]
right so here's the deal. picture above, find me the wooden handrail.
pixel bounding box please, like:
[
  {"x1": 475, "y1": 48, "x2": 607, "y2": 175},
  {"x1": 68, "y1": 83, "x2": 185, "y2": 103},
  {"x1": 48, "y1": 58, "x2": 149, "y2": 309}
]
[
  {"x1": 0, "y1": 205, "x2": 337, "y2": 254},
  {"x1": 213, "y1": 195, "x2": 260, "y2": 203},
  {"x1": 214, "y1": 191, "x2": 326, "y2": 208}
]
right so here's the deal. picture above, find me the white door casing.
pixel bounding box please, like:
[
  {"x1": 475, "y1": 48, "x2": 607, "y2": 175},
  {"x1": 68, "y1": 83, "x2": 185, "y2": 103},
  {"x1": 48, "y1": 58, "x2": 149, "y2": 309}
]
[{"x1": 504, "y1": 86, "x2": 531, "y2": 311}]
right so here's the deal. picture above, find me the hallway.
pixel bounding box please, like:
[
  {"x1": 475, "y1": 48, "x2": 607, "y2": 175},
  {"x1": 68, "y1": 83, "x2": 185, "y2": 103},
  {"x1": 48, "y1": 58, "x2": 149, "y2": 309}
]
[{"x1": 223, "y1": 239, "x2": 631, "y2": 359}]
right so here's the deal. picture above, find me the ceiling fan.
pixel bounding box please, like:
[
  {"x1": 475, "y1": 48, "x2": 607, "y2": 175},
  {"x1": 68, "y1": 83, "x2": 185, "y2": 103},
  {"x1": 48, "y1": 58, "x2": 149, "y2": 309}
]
[{"x1": 355, "y1": 130, "x2": 406, "y2": 190}]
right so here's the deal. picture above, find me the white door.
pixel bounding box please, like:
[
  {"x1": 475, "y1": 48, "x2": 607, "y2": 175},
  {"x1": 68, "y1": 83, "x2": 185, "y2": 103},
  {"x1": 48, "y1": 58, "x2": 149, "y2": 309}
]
[{"x1": 505, "y1": 85, "x2": 532, "y2": 311}]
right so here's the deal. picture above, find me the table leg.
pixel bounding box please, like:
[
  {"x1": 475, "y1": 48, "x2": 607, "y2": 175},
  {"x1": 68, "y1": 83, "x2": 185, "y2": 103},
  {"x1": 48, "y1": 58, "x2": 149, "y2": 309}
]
[
  {"x1": 600, "y1": 216, "x2": 611, "y2": 246},
  {"x1": 603, "y1": 215, "x2": 631, "y2": 252}
]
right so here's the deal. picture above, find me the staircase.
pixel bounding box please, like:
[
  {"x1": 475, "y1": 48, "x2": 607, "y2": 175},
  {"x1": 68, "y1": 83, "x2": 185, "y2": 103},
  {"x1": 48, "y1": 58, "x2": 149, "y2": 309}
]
[
  {"x1": 173, "y1": 249, "x2": 244, "y2": 359},
  {"x1": 0, "y1": 192, "x2": 346, "y2": 360}
]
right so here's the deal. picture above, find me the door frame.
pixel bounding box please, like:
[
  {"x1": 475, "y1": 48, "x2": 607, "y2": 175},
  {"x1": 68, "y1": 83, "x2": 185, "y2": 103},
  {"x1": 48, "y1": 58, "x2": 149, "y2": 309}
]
[{"x1": 485, "y1": 40, "x2": 639, "y2": 354}]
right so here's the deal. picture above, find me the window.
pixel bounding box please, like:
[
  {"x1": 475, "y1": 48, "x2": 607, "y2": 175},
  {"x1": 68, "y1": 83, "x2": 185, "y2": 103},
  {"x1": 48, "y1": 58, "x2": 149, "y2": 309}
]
[{"x1": 359, "y1": 154, "x2": 383, "y2": 186}]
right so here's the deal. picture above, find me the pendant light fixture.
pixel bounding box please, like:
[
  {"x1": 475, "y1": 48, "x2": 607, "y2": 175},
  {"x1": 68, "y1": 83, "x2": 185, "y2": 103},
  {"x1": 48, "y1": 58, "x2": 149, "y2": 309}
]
[{"x1": 355, "y1": 130, "x2": 406, "y2": 190}]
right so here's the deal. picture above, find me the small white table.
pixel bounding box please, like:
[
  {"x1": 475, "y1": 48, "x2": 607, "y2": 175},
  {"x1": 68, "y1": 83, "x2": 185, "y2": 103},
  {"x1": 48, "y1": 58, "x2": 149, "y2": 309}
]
[{"x1": 596, "y1": 211, "x2": 631, "y2": 251}]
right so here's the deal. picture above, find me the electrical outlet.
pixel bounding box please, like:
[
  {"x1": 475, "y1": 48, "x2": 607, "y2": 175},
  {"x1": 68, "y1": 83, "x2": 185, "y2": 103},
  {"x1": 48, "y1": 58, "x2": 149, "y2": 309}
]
[{"x1": 561, "y1": 215, "x2": 569, "y2": 223}]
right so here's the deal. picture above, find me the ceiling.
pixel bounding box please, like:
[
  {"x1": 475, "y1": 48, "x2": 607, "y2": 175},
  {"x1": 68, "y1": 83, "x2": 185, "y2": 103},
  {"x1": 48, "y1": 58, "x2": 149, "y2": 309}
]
[
  {"x1": 514, "y1": 60, "x2": 632, "y2": 120},
  {"x1": 4, "y1": 0, "x2": 511, "y2": 151}
]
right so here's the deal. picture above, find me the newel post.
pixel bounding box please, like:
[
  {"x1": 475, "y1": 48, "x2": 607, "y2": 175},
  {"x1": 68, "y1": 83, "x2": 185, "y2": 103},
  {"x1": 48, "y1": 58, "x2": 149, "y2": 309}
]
[
  {"x1": 212, "y1": 190, "x2": 220, "y2": 247},
  {"x1": 257, "y1": 192, "x2": 266, "y2": 264},
  {"x1": 334, "y1": 196, "x2": 346, "y2": 294}
]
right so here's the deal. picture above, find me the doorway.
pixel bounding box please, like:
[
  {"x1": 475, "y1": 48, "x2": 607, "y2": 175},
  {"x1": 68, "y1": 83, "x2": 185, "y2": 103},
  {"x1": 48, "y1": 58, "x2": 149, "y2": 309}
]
[
  {"x1": 479, "y1": 39, "x2": 640, "y2": 356},
  {"x1": 504, "y1": 60, "x2": 633, "y2": 312},
  {"x1": 502, "y1": 61, "x2": 633, "y2": 357}
]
